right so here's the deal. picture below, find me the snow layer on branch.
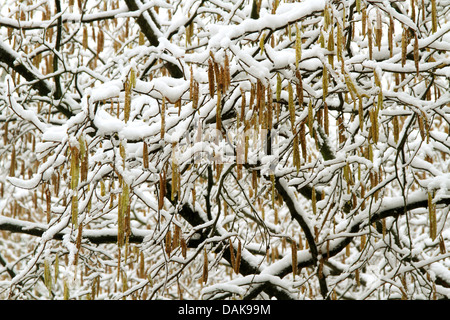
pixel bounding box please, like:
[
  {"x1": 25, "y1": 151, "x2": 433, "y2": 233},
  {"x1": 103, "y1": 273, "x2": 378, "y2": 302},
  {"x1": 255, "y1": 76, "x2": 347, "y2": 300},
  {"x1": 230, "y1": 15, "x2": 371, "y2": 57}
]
[
  {"x1": 208, "y1": 0, "x2": 325, "y2": 48},
  {"x1": 89, "y1": 81, "x2": 122, "y2": 102},
  {"x1": 93, "y1": 109, "x2": 125, "y2": 136},
  {"x1": 4, "y1": 76, "x2": 47, "y2": 133}
]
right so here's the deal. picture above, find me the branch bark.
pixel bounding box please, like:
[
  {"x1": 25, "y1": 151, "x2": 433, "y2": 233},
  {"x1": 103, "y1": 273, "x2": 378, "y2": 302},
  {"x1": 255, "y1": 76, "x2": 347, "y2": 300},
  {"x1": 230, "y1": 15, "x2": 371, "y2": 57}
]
[
  {"x1": 124, "y1": 0, "x2": 183, "y2": 79},
  {"x1": 0, "y1": 42, "x2": 73, "y2": 118},
  {"x1": 274, "y1": 177, "x2": 329, "y2": 299}
]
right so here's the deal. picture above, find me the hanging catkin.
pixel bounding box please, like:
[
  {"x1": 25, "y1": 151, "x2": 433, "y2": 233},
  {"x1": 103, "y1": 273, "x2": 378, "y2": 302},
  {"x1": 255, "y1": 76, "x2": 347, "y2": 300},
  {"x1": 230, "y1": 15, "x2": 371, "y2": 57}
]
[
  {"x1": 143, "y1": 141, "x2": 149, "y2": 169},
  {"x1": 276, "y1": 73, "x2": 282, "y2": 102},
  {"x1": 202, "y1": 248, "x2": 208, "y2": 283},
  {"x1": 295, "y1": 70, "x2": 303, "y2": 108},
  {"x1": 234, "y1": 239, "x2": 241, "y2": 274},
  {"x1": 393, "y1": 116, "x2": 400, "y2": 143},
  {"x1": 208, "y1": 59, "x2": 215, "y2": 97},
  {"x1": 295, "y1": 24, "x2": 302, "y2": 68},
  {"x1": 293, "y1": 130, "x2": 300, "y2": 173},
  {"x1": 288, "y1": 83, "x2": 295, "y2": 130},
  {"x1": 431, "y1": 0, "x2": 437, "y2": 33},
  {"x1": 124, "y1": 80, "x2": 131, "y2": 123},
  {"x1": 322, "y1": 64, "x2": 328, "y2": 97},
  {"x1": 300, "y1": 121, "x2": 306, "y2": 161},
  {"x1": 160, "y1": 97, "x2": 166, "y2": 140},
  {"x1": 401, "y1": 27, "x2": 408, "y2": 67},
  {"x1": 414, "y1": 33, "x2": 420, "y2": 76},
  {"x1": 375, "y1": 10, "x2": 382, "y2": 50},
  {"x1": 291, "y1": 240, "x2": 297, "y2": 278},
  {"x1": 224, "y1": 53, "x2": 231, "y2": 92},
  {"x1": 428, "y1": 191, "x2": 437, "y2": 240}
]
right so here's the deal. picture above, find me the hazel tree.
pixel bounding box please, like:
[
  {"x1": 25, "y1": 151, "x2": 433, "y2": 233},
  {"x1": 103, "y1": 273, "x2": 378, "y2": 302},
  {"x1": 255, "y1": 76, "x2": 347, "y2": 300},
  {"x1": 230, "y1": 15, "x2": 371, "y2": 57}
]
[{"x1": 0, "y1": 0, "x2": 449, "y2": 300}]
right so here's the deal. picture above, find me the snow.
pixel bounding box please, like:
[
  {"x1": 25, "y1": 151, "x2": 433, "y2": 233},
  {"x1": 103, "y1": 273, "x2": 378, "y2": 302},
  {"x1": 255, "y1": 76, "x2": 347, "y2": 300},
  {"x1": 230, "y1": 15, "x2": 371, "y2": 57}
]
[
  {"x1": 4, "y1": 76, "x2": 47, "y2": 133},
  {"x1": 93, "y1": 109, "x2": 125, "y2": 136},
  {"x1": 89, "y1": 81, "x2": 122, "y2": 102}
]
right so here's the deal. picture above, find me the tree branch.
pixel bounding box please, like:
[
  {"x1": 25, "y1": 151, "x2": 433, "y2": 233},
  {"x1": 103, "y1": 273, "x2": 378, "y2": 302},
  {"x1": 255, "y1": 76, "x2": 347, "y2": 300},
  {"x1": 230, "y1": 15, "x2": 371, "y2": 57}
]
[
  {"x1": 274, "y1": 176, "x2": 329, "y2": 299},
  {"x1": 124, "y1": 0, "x2": 183, "y2": 79},
  {"x1": 0, "y1": 42, "x2": 73, "y2": 118}
]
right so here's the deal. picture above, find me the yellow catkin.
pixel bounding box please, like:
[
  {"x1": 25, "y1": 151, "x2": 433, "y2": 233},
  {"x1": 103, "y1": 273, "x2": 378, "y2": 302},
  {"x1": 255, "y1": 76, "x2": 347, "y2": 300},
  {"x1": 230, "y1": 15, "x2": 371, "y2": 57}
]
[
  {"x1": 70, "y1": 146, "x2": 79, "y2": 191},
  {"x1": 224, "y1": 53, "x2": 230, "y2": 92},
  {"x1": 139, "y1": 31, "x2": 145, "y2": 45},
  {"x1": 267, "y1": 84, "x2": 273, "y2": 129},
  {"x1": 79, "y1": 135, "x2": 88, "y2": 182},
  {"x1": 439, "y1": 235, "x2": 446, "y2": 254},
  {"x1": 393, "y1": 116, "x2": 399, "y2": 143},
  {"x1": 428, "y1": 192, "x2": 436, "y2": 240},
  {"x1": 355, "y1": 268, "x2": 360, "y2": 286},
  {"x1": 362, "y1": 7, "x2": 367, "y2": 37},
  {"x1": 401, "y1": 27, "x2": 408, "y2": 67},
  {"x1": 338, "y1": 115, "x2": 345, "y2": 145},
  {"x1": 202, "y1": 248, "x2": 208, "y2": 283},
  {"x1": 181, "y1": 238, "x2": 187, "y2": 259},
  {"x1": 97, "y1": 28, "x2": 104, "y2": 55},
  {"x1": 311, "y1": 186, "x2": 317, "y2": 215},
  {"x1": 216, "y1": 87, "x2": 222, "y2": 131},
  {"x1": 431, "y1": 0, "x2": 437, "y2": 33},
  {"x1": 161, "y1": 97, "x2": 166, "y2": 140},
  {"x1": 82, "y1": 26, "x2": 88, "y2": 50},
  {"x1": 418, "y1": 114, "x2": 426, "y2": 141},
  {"x1": 44, "y1": 259, "x2": 52, "y2": 293},
  {"x1": 240, "y1": 88, "x2": 246, "y2": 125},
  {"x1": 296, "y1": 70, "x2": 303, "y2": 107},
  {"x1": 368, "y1": 20, "x2": 373, "y2": 60},
  {"x1": 291, "y1": 240, "x2": 297, "y2": 278},
  {"x1": 213, "y1": 60, "x2": 221, "y2": 93},
  {"x1": 308, "y1": 101, "x2": 314, "y2": 134},
  {"x1": 9, "y1": 145, "x2": 16, "y2": 177},
  {"x1": 300, "y1": 121, "x2": 306, "y2": 161},
  {"x1": 120, "y1": 142, "x2": 126, "y2": 169},
  {"x1": 71, "y1": 195, "x2": 78, "y2": 228},
  {"x1": 118, "y1": 195, "x2": 124, "y2": 247},
  {"x1": 358, "y1": 99, "x2": 364, "y2": 130},
  {"x1": 276, "y1": 73, "x2": 282, "y2": 102},
  {"x1": 64, "y1": 280, "x2": 70, "y2": 300},
  {"x1": 295, "y1": 25, "x2": 302, "y2": 68},
  {"x1": 171, "y1": 155, "x2": 178, "y2": 201},
  {"x1": 324, "y1": 102, "x2": 329, "y2": 135},
  {"x1": 143, "y1": 141, "x2": 149, "y2": 169},
  {"x1": 376, "y1": 10, "x2": 382, "y2": 51},
  {"x1": 322, "y1": 65, "x2": 328, "y2": 97},
  {"x1": 388, "y1": 17, "x2": 394, "y2": 57},
  {"x1": 370, "y1": 109, "x2": 379, "y2": 144},
  {"x1": 165, "y1": 229, "x2": 172, "y2": 256},
  {"x1": 130, "y1": 68, "x2": 136, "y2": 88},
  {"x1": 234, "y1": 239, "x2": 241, "y2": 274},
  {"x1": 208, "y1": 59, "x2": 215, "y2": 97},
  {"x1": 414, "y1": 33, "x2": 419, "y2": 76},
  {"x1": 337, "y1": 23, "x2": 343, "y2": 62},
  {"x1": 46, "y1": 188, "x2": 51, "y2": 223},
  {"x1": 122, "y1": 182, "x2": 130, "y2": 241},
  {"x1": 229, "y1": 238, "x2": 236, "y2": 271},
  {"x1": 186, "y1": 21, "x2": 193, "y2": 46},
  {"x1": 173, "y1": 224, "x2": 181, "y2": 249},
  {"x1": 327, "y1": 29, "x2": 334, "y2": 67},
  {"x1": 323, "y1": 4, "x2": 330, "y2": 30},
  {"x1": 259, "y1": 32, "x2": 265, "y2": 54},
  {"x1": 288, "y1": 83, "x2": 295, "y2": 130},
  {"x1": 344, "y1": 72, "x2": 357, "y2": 101},
  {"x1": 124, "y1": 81, "x2": 131, "y2": 123},
  {"x1": 360, "y1": 234, "x2": 366, "y2": 250},
  {"x1": 293, "y1": 131, "x2": 300, "y2": 173}
]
